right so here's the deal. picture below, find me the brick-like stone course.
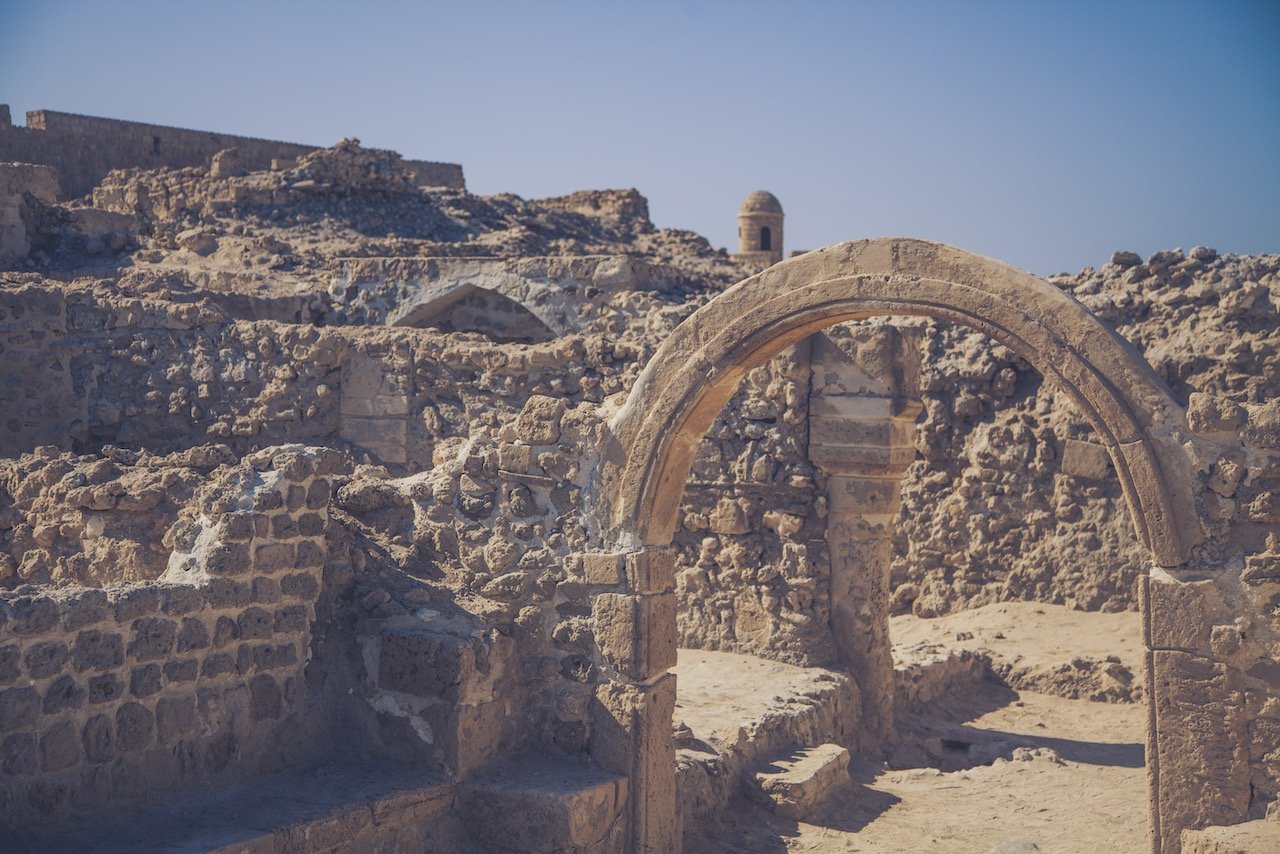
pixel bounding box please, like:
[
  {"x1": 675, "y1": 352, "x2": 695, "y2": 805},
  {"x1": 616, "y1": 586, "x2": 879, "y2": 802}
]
[{"x1": 0, "y1": 447, "x2": 331, "y2": 827}]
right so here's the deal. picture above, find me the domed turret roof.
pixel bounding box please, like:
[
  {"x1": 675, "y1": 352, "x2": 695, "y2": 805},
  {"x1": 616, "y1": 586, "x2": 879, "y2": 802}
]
[{"x1": 739, "y1": 190, "x2": 783, "y2": 215}]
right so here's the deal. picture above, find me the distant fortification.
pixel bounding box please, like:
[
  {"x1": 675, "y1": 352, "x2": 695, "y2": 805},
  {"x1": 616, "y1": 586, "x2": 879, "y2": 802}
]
[{"x1": 0, "y1": 103, "x2": 465, "y2": 199}]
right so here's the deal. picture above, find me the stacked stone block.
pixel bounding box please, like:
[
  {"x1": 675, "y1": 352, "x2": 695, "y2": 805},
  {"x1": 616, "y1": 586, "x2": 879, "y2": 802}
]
[{"x1": 0, "y1": 446, "x2": 332, "y2": 826}]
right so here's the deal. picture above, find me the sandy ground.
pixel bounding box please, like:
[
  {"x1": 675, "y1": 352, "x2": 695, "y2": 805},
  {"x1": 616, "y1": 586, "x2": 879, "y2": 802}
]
[{"x1": 681, "y1": 604, "x2": 1149, "y2": 853}]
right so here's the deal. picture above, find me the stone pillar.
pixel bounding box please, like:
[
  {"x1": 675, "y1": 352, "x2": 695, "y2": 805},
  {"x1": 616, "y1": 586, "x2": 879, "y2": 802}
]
[
  {"x1": 807, "y1": 327, "x2": 921, "y2": 750},
  {"x1": 1142, "y1": 568, "x2": 1252, "y2": 853},
  {"x1": 587, "y1": 547, "x2": 681, "y2": 852}
]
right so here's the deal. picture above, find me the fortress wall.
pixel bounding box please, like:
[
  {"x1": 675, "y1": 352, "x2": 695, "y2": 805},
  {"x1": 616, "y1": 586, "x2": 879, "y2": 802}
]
[
  {"x1": 0, "y1": 448, "x2": 332, "y2": 827},
  {"x1": 0, "y1": 107, "x2": 464, "y2": 199}
]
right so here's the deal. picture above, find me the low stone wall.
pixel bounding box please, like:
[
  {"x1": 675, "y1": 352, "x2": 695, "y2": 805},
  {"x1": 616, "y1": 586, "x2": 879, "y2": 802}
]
[{"x1": 0, "y1": 446, "x2": 332, "y2": 826}]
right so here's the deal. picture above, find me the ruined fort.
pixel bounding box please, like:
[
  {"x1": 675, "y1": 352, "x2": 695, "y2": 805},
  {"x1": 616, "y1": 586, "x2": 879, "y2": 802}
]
[{"x1": 0, "y1": 109, "x2": 1277, "y2": 853}]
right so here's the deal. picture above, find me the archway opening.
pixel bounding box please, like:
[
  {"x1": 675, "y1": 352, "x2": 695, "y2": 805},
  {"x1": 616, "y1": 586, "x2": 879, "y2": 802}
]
[
  {"x1": 664, "y1": 314, "x2": 1149, "y2": 851},
  {"x1": 596, "y1": 238, "x2": 1197, "y2": 853},
  {"x1": 760, "y1": 226, "x2": 772, "y2": 252}
]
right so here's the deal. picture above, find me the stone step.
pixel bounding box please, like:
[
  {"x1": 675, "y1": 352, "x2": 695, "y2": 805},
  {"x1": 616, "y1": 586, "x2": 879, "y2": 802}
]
[
  {"x1": 11, "y1": 762, "x2": 456, "y2": 853},
  {"x1": 753, "y1": 743, "x2": 851, "y2": 819},
  {"x1": 457, "y1": 754, "x2": 629, "y2": 853},
  {"x1": 1180, "y1": 818, "x2": 1280, "y2": 853}
]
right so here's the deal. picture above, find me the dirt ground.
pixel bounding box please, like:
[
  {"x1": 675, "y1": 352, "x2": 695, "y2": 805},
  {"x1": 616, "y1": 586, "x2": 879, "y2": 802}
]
[{"x1": 682, "y1": 604, "x2": 1148, "y2": 853}]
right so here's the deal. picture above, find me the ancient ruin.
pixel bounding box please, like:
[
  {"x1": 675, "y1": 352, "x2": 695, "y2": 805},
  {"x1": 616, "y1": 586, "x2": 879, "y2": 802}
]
[{"x1": 0, "y1": 110, "x2": 1277, "y2": 853}]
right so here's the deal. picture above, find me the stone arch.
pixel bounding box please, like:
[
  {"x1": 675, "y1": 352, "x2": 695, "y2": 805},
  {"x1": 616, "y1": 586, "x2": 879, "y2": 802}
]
[
  {"x1": 591, "y1": 237, "x2": 1203, "y2": 852},
  {"x1": 601, "y1": 237, "x2": 1196, "y2": 563}
]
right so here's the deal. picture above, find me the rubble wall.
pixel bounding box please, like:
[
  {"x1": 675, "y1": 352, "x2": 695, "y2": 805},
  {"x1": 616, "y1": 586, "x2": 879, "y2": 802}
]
[
  {"x1": 0, "y1": 447, "x2": 332, "y2": 826},
  {"x1": 0, "y1": 107, "x2": 463, "y2": 199}
]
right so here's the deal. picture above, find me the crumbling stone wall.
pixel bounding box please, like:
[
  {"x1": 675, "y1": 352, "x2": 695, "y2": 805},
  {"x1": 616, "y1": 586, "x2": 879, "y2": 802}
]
[
  {"x1": 0, "y1": 106, "x2": 463, "y2": 199},
  {"x1": 0, "y1": 446, "x2": 332, "y2": 826},
  {"x1": 675, "y1": 343, "x2": 834, "y2": 666}
]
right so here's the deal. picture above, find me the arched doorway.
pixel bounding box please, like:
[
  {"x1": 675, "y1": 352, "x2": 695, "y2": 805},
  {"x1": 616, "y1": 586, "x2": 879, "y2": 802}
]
[{"x1": 590, "y1": 238, "x2": 1204, "y2": 852}]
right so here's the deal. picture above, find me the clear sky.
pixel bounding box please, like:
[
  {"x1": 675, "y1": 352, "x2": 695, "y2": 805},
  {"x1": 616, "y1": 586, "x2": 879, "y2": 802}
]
[{"x1": 2, "y1": 0, "x2": 1277, "y2": 274}]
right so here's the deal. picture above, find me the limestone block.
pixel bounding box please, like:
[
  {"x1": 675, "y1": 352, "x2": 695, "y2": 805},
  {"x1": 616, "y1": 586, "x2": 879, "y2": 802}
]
[
  {"x1": 1152, "y1": 650, "x2": 1251, "y2": 852},
  {"x1": 1145, "y1": 571, "x2": 1223, "y2": 654},
  {"x1": 590, "y1": 674, "x2": 678, "y2": 852},
  {"x1": 457, "y1": 756, "x2": 628, "y2": 852},
  {"x1": 592, "y1": 593, "x2": 677, "y2": 682},
  {"x1": 378, "y1": 627, "x2": 482, "y2": 701},
  {"x1": 1061, "y1": 439, "x2": 1113, "y2": 481},
  {"x1": 1181, "y1": 818, "x2": 1280, "y2": 853},
  {"x1": 624, "y1": 548, "x2": 675, "y2": 594},
  {"x1": 516, "y1": 395, "x2": 567, "y2": 445},
  {"x1": 753, "y1": 743, "x2": 851, "y2": 819},
  {"x1": 581, "y1": 553, "x2": 624, "y2": 587}
]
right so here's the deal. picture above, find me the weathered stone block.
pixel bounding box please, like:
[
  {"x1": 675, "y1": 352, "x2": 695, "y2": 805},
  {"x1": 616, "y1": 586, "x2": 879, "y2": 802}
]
[
  {"x1": 280, "y1": 571, "x2": 320, "y2": 599},
  {"x1": 9, "y1": 597, "x2": 59, "y2": 635},
  {"x1": 592, "y1": 592, "x2": 678, "y2": 682},
  {"x1": 579, "y1": 553, "x2": 623, "y2": 587},
  {"x1": 237, "y1": 607, "x2": 274, "y2": 640},
  {"x1": 270, "y1": 514, "x2": 297, "y2": 540},
  {"x1": 87, "y1": 672, "x2": 122, "y2": 704},
  {"x1": 1152, "y1": 650, "x2": 1251, "y2": 852},
  {"x1": 274, "y1": 605, "x2": 309, "y2": 634},
  {"x1": 128, "y1": 617, "x2": 177, "y2": 661},
  {"x1": 286, "y1": 484, "x2": 306, "y2": 512},
  {"x1": 111, "y1": 587, "x2": 159, "y2": 621},
  {"x1": 129, "y1": 664, "x2": 161, "y2": 698},
  {"x1": 378, "y1": 628, "x2": 480, "y2": 700},
  {"x1": 40, "y1": 721, "x2": 81, "y2": 771},
  {"x1": 236, "y1": 642, "x2": 297, "y2": 675},
  {"x1": 1146, "y1": 572, "x2": 1222, "y2": 653},
  {"x1": 294, "y1": 540, "x2": 325, "y2": 569},
  {"x1": 458, "y1": 756, "x2": 628, "y2": 852},
  {"x1": 206, "y1": 542, "x2": 251, "y2": 576},
  {"x1": 254, "y1": 543, "x2": 294, "y2": 572},
  {"x1": 213, "y1": 615, "x2": 240, "y2": 647},
  {"x1": 82, "y1": 714, "x2": 114, "y2": 764},
  {"x1": 221, "y1": 512, "x2": 255, "y2": 542},
  {"x1": 625, "y1": 549, "x2": 676, "y2": 594},
  {"x1": 207, "y1": 579, "x2": 251, "y2": 609},
  {"x1": 1060, "y1": 439, "x2": 1113, "y2": 481},
  {"x1": 201, "y1": 653, "x2": 235, "y2": 678},
  {"x1": 753, "y1": 743, "x2": 850, "y2": 819},
  {"x1": 516, "y1": 395, "x2": 566, "y2": 444},
  {"x1": 296, "y1": 513, "x2": 325, "y2": 537},
  {"x1": 160, "y1": 586, "x2": 204, "y2": 616},
  {"x1": 155, "y1": 696, "x2": 198, "y2": 745},
  {"x1": 176, "y1": 617, "x2": 210, "y2": 652},
  {"x1": 62, "y1": 589, "x2": 108, "y2": 630},
  {"x1": 115, "y1": 702, "x2": 153, "y2": 752},
  {"x1": 590, "y1": 674, "x2": 678, "y2": 852},
  {"x1": 306, "y1": 480, "x2": 329, "y2": 510},
  {"x1": 0, "y1": 686, "x2": 39, "y2": 731},
  {"x1": 73, "y1": 630, "x2": 124, "y2": 672},
  {"x1": 252, "y1": 577, "x2": 282, "y2": 604},
  {"x1": 25, "y1": 640, "x2": 69, "y2": 679},
  {"x1": 42, "y1": 675, "x2": 84, "y2": 714},
  {"x1": 164, "y1": 659, "x2": 198, "y2": 683}
]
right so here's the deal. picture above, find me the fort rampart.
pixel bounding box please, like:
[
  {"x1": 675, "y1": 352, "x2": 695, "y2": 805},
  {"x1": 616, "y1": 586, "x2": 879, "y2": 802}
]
[{"x1": 0, "y1": 105, "x2": 464, "y2": 199}]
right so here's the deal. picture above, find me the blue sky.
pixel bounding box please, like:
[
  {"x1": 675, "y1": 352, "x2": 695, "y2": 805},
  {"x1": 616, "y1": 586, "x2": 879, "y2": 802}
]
[{"x1": 2, "y1": 0, "x2": 1277, "y2": 273}]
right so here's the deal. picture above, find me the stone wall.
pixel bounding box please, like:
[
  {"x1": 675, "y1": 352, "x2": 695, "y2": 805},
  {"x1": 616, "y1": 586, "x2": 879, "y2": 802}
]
[
  {"x1": 675, "y1": 342, "x2": 834, "y2": 666},
  {"x1": 0, "y1": 106, "x2": 464, "y2": 199},
  {"x1": 0, "y1": 446, "x2": 332, "y2": 826}
]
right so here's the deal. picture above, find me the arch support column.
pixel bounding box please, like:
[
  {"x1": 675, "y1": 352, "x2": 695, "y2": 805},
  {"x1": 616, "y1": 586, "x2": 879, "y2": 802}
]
[
  {"x1": 584, "y1": 548, "x2": 681, "y2": 851},
  {"x1": 808, "y1": 326, "x2": 923, "y2": 749}
]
